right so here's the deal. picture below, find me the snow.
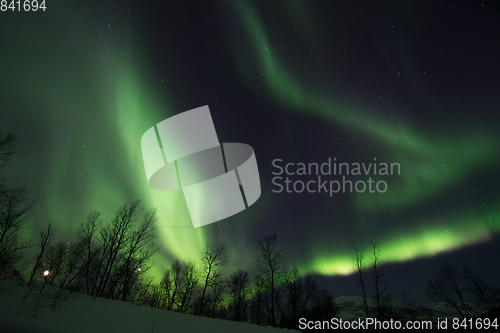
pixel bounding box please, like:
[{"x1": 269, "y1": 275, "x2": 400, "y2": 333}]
[
  {"x1": 0, "y1": 280, "x2": 296, "y2": 333},
  {"x1": 2, "y1": 278, "x2": 492, "y2": 333}
]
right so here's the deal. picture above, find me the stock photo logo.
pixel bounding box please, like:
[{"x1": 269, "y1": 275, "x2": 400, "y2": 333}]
[
  {"x1": 141, "y1": 106, "x2": 261, "y2": 228},
  {"x1": 271, "y1": 158, "x2": 401, "y2": 196}
]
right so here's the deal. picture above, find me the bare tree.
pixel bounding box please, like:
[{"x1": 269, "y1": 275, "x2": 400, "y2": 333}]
[
  {"x1": 301, "y1": 275, "x2": 319, "y2": 315},
  {"x1": 209, "y1": 273, "x2": 227, "y2": 318},
  {"x1": 0, "y1": 128, "x2": 34, "y2": 272},
  {"x1": 198, "y1": 243, "x2": 227, "y2": 315},
  {"x1": 156, "y1": 270, "x2": 174, "y2": 309},
  {"x1": 250, "y1": 274, "x2": 267, "y2": 325},
  {"x1": 227, "y1": 269, "x2": 250, "y2": 321},
  {"x1": 28, "y1": 223, "x2": 55, "y2": 285},
  {"x1": 309, "y1": 287, "x2": 336, "y2": 322},
  {"x1": 370, "y1": 241, "x2": 389, "y2": 317},
  {"x1": 135, "y1": 276, "x2": 156, "y2": 306},
  {"x1": 43, "y1": 242, "x2": 68, "y2": 286},
  {"x1": 463, "y1": 268, "x2": 500, "y2": 311},
  {"x1": 280, "y1": 270, "x2": 336, "y2": 328},
  {"x1": 427, "y1": 263, "x2": 470, "y2": 318},
  {"x1": 57, "y1": 241, "x2": 85, "y2": 291},
  {"x1": 95, "y1": 201, "x2": 141, "y2": 297},
  {"x1": 77, "y1": 211, "x2": 101, "y2": 294},
  {"x1": 169, "y1": 260, "x2": 184, "y2": 310},
  {"x1": 0, "y1": 186, "x2": 35, "y2": 271},
  {"x1": 257, "y1": 234, "x2": 283, "y2": 326},
  {"x1": 177, "y1": 260, "x2": 199, "y2": 313},
  {"x1": 109, "y1": 209, "x2": 158, "y2": 301},
  {"x1": 282, "y1": 268, "x2": 301, "y2": 324},
  {"x1": 352, "y1": 245, "x2": 369, "y2": 317},
  {"x1": 0, "y1": 128, "x2": 17, "y2": 169},
  {"x1": 75, "y1": 202, "x2": 158, "y2": 301},
  {"x1": 155, "y1": 260, "x2": 199, "y2": 313}
]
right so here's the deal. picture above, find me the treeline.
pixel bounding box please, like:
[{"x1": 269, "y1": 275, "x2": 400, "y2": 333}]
[
  {"x1": 4, "y1": 201, "x2": 335, "y2": 329},
  {"x1": 350, "y1": 240, "x2": 500, "y2": 321},
  {"x1": 25, "y1": 201, "x2": 157, "y2": 302},
  {"x1": 427, "y1": 263, "x2": 500, "y2": 318},
  {"x1": 134, "y1": 235, "x2": 335, "y2": 328},
  {"x1": 0, "y1": 129, "x2": 156, "y2": 301}
]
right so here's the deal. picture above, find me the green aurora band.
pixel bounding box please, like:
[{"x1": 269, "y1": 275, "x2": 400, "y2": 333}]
[
  {"x1": 0, "y1": 4, "x2": 209, "y2": 279},
  {"x1": 226, "y1": 1, "x2": 500, "y2": 275}
]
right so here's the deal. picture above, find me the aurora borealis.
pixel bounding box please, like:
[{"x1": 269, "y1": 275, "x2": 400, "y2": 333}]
[{"x1": 1, "y1": 0, "x2": 499, "y2": 303}]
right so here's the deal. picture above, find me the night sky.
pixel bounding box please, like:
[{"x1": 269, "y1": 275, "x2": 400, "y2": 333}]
[{"x1": 1, "y1": 0, "x2": 499, "y2": 306}]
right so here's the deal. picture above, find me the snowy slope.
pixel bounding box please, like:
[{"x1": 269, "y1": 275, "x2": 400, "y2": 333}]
[{"x1": 0, "y1": 280, "x2": 296, "y2": 333}]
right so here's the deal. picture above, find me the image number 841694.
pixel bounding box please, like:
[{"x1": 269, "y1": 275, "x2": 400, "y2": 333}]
[{"x1": 0, "y1": 0, "x2": 46, "y2": 11}]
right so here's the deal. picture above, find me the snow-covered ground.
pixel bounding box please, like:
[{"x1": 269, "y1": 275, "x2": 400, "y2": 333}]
[
  {"x1": 1, "y1": 279, "x2": 492, "y2": 333},
  {"x1": 0, "y1": 280, "x2": 295, "y2": 333}
]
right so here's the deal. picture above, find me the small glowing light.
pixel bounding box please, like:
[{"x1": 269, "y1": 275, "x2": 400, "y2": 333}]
[
  {"x1": 43, "y1": 270, "x2": 50, "y2": 276},
  {"x1": 137, "y1": 268, "x2": 141, "y2": 272}
]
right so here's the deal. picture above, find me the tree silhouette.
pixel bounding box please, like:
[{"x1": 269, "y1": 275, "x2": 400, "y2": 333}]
[
  {"x1": 176, "y1": 260, "x2": 199, "y2": 313},
  {"x1": 427, "y1": 263, "x2": 470, "y2": 318},
  {"x1": 198, "y1": 243, "x2": 227, "y2": 316},
  {"x1": 279, "y1": 269, "x2": 336, "y2": 328},
  {"x1": 463, "y1": 268, "x2": 500, "y2": 312},
  {"x1": 43, "y1": 241, "x2": 67, "y2": 286},
  {"x1": 110, "y1": 209, "x2": 157, "y2": 300},
  {"x1": 77, "y1": 211, "x2": 101, "y2": 295},
  {"x1": 95, "y1": 201, "x2": 142, "y2": 297},
  {"x1": 352, "y1": 245, "x2": 369, "y2": 317},
  {"x1": 28, "y1": 223, "x2": 55, "y2": 286},
  {"x1": 0, "y1": 186, "x2": 34, "y2": 271},
  {"x1": 0, "y1": 128, "x2": 17, "y2": 169},
  {"x1": 0, "y1": 128, "x2": 34, "y2": 273},
  {"x1": 370, "y1": 241, "x2": 389, "y2": 317},
  {"x1": 57, "y1": 240, "x2": 85, "y2": 291},
  {"x1": 208, "y1": 272, "x2": 226, "y2": 318},
  {"x1": 250, "y1": 274, "x2": 267, "y2": 325},
  {"x1": 281, "y1": 267, "x2": 302, "y2": 326},
  {"x1": 257, "y1": 234, "x2": 283, "y2": 326},
  {"x1": 227, "y1": 269, "x2": 250, "y2": 321}
]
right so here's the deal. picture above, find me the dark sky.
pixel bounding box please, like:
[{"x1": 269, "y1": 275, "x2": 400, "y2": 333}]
[{"x1": 1, "y1": 0, "x2": 499, "y2": 307}]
